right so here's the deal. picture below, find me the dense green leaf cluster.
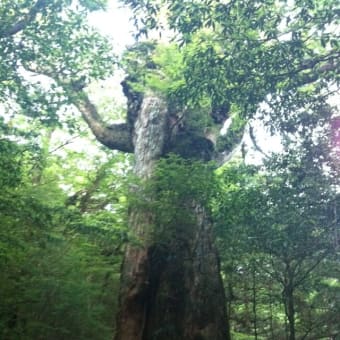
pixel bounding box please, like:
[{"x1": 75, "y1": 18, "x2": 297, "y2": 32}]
[
  {"x1": 214, "y1": 144, "x2": 339, "y2": 339},
  {"x1": 0, "y1": 124, "x2": 129, "y2": 339},
  {"x1": 125, "y1": 0, "x2": 339, "y2": 131},
  {"x1": 130, "y1": 154, "x2": 217, "y2": 242},
  {"x1": 0, "y1": 0, "x2": 116, "y2": 130}
]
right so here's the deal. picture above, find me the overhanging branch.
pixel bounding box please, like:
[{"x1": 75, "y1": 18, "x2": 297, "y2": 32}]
[
  {"x1": 22, "y1": 64, "x2": 134, "y2": 153},
  {"x1": 1, "y1": 0, "x2": 49, "y2": 38},
  {"x1": 74, "y1": 92, "x2": 133, "y2": 153},
  {"x1": 213, "y1": 119, "x2": 247, "y2": 166},
  {"x1": 275, "y1": 52, "x2": 340, "y2": 85},
  {"x1": 249, "y1": 125, "x2": 270, "y2": 159}
]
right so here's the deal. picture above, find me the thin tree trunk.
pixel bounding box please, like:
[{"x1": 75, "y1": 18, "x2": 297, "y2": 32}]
[
  {"x1": 252, "y1": 263, "x2": 258, "y2": 340},
  {"x1": 283, "y1": 263, "x2": 296, "y2": 340},
  {"x1": 269, "y1": 281, "x2": 274, "y2": 339},
  {"x1": 286, "y1": 285, "x2": 295, "y2": 340},
  {"x1": 226, "y1": 282, "x2": 233, "y2": 340}
]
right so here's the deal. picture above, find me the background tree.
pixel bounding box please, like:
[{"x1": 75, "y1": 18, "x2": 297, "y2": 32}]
[
  {"x1": 0, "y1": 115, "x2": 130, "y2": 339},
  {"x1": 215, "y1": 134, "x2": 339, "y2": 339}
]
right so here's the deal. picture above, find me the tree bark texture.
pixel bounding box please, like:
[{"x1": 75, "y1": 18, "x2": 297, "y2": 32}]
[
  {"x1": 285, "y1": 285, "x2": 296, "y2": 340},
  {"x1": 283, "y1": 264, "x2": 296, "y2": 340},
  {"x1": 114, "y1": 95, "x2": 228, "y2": 340}
]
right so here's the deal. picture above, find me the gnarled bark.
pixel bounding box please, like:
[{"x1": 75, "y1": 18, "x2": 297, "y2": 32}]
[
  {"x1": 114, "y1": 95, "x2": 229, "y2": 340},
  {"x1": 75, "y1": 93, "x2": 134, "y2": 153},
  {"x1": 142, "y1": 204, "x2": 228, "y2": 340},
  {"x1": 115, "y1": 205, "x2": 228, "y2": 340}
]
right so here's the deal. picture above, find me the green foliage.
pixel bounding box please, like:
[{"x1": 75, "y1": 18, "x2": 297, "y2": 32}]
[
  {"x1": 215, "y1": 145, "x2": 339, "y2": 338},
  {"x1": 131, "y1": 154, "x2": 217, "y2": 242},
  {"x1": 1, "y1": 0, "x2": 339, "y2": 338},
  {"x1": 79, "y1": 0, "x2": 108, "y2": 11},
  {"x1": 152, "y1": 154, "x2": 216, "y2": 205},
  {"x1": 121, "y1": 41, "x2": 158, "y2": 93},
  {"x1": 0, "y1": 139, "x2": 23, "y2": 188},
  {"x1": 0, "y1": 0, "x2": 116, "y2": 130},
  {"x1": 125, "y1": 0, "x2": 339, "y2": 130},
  {"x1": 0, "y1": 2, "x2": 132, "y2": 337},
  {"x1": 145, "y1": 44, "x2": 185, "y2": 95},
  {"x1": 216, "y1": 113, "x2": 247, "y2": 153},
  {"x1": 121, "y1": 42, "x2": 186, "y2": 100},
  {"x1": 0, "y1": 125, "x2": 129, "y2": 339}
]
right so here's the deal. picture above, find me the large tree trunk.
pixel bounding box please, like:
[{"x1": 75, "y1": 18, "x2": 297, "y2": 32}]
[{"x1": 114, "y1": 95, "x2": 229, "y2": 340}]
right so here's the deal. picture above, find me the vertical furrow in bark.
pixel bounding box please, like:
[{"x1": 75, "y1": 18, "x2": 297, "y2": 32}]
[
  {"x1": 143, "y1": 204, "x2": 228, "y2": 340},
  {"x1": 185, "y1": 204, "x2": 229, "y2": 340}
]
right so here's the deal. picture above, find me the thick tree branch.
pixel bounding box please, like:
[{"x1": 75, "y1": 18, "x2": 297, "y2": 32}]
[
  {"x1": 298, "y1": 60, "x2": 340, "y2": 85},
  {"x1": 22, "y1": 64, "x2": 134, "y2": 153},
  {"x1": 1, "y1": 0, "x2": 49, "y2": 38},
  {"x1": 213, "y1": 122, "x2": 247, "y2": 166},
  {"x1": 275, "y1": 52, "x2": 340, "y2": 85},
  {"x1": 74, "y1": 92, "x2": 134, "y2": 153},
  {"x1": 249, "y1": 125, "x2": 270, "y2": 159},
  {"x1": 213, "y1": 144, "x2": 242, "y2": 166}
]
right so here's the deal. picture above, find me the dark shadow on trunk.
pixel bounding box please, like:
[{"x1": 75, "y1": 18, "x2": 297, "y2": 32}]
[{"x1": 115, "y1": 204, "x2": 229, "y2": 340}]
